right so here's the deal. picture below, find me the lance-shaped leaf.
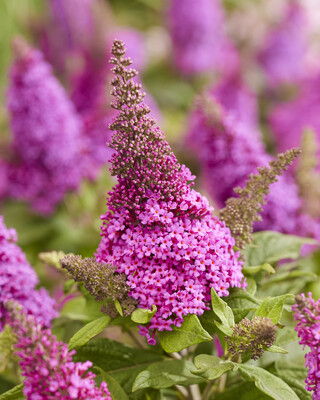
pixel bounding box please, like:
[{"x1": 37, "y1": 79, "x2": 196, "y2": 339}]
[
  {"x1": 211, "y1": 288, "x2": 235, "y2": 327},
  {"x1": 237, "y1": 364, "x2": 299, "y2": 400},
  {"x1": 68, "y1": 315, "x2": 111, "y2": 350},
  {"x1": 243, "y1": 264, "x2": 275, "y2": 275},
  {"x1": 158, "y1": 315, "x2": 212, "y2": 353}
]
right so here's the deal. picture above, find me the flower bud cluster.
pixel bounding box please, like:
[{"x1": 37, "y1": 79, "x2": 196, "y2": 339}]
[
  {"x1": 225, "y1": 316, "x2": 277, "y2": 360},
  {"x1": 60, "y1": 254, "x2": 137, "y2": 317}
]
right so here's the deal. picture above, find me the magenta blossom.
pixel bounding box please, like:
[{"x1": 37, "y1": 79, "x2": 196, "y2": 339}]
[
  {"x1": 8, "y1": 304, "x2": 111, "y2": 400},
  {"x1": 293, "y1": 293, "x2": 320, "y2": 399},
  {"x1": 96, "y1": 40, "x2": 244, "y2": 343}
]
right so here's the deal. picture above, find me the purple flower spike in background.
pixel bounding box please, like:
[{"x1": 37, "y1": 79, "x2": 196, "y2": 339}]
[
  {"x1": 6, "y1": 39, "x2": 87, "y2": 214},
  {"x1": 186, "y1": 92, "x2": 319, "y2": 237},
  {"x1": 258, "y1": 1, "x2": 309, "y2": 87},
  {"x1": 270, "y1": 73, "x2": 320, "y2": 154},
  {"x1": 0, "y1": 216, "x2": 57, "y2": 330},
  {"x1": 7, "y1": 303, "x2": 111, "y2": 400},
  {"x1": 96, "y1": 40, "x2": 244, "y2": 344},
  {"x1": 168, "y1": 0, "x2": 238, "y2": 75}
]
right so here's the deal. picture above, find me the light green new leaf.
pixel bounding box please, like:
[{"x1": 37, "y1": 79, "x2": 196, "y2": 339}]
[
  {"x1": 158, "y1": 315, "x2": 212, "y2": 353},
  {"x1": 211, "y1": 288, "x2": 235, "y2": 327},
  {"x1": 131, "y1": 305, "x2": 157, "y2": 324},
  {"x1": 244, "y1": 231, "x2": 317, "y2": 267},
  {"x1": 265, "y1": 345, "x2": 288, "y2": 354},
  {"x1": 132, "y1": 360, "x2": 204, "y2": 391},
  {"x1": 114, "y1": 299, "x2": 123, "y2": 317},
  {"x1": 243, "y1": 263, "x2": 275, "y2": 275},
  {"x1": 68, "y1": 316, "x2": 110, "y2": 350},
  {"x1": 237, "y1": 364, "x2": 299, "y2": 400},
  {"x1": 254, "y1": 294, "x2": 294, "y2": 324},
  {"x1": 214, "y1": 320, "x2": 233, "y2": 336},
  {"x1": 193, "y1": 355, "x2": 234, "y2": 380},
  {"x1": 0, "y1": 384, "x2": 24, "y2": 400}
]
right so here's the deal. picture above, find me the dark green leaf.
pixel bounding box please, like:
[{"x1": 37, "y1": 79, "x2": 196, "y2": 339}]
[
  {"x1": 73, "y1": 338, "x2": 165, "y2": 394},
  {"x1": 132, "y1": 360, "x2": 204, "y2": 391},
  {"x1": 244, "y1": 231, "x2": 316, "y2": 267},
  {"x1": 0, "y1": 384, "x2": 24, "y2": 400},
  {"x1": 211, "y1": 288, "x2": 235, "y2": 327},
  {"x1": 131, "y1": 305, "x2": 157, "y2": 324},
  {"x1": 95, "y1": 369, "x2": 129, "y2": 400},
  {"x1": 214, "y1": 382, "x2": 272, "y2": 400},
  {"x1": 225, "y1": 288, "x2": 260, "y2": 323},
  {"x1": 192, "y1": 355, "x2": 234, "y2": 380},
  {"x1": 237, "y1": 364, "x2": 299, "y2": 400},
  {"x1": 158, "y1": 315, "x2": 212, "y2": 353},
  {"x1": 68, "y1": 316, "x2": 110, "y2": 350}
]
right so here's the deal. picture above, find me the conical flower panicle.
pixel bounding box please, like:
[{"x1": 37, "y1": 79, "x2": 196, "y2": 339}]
[
  {"x1": 97, "y1": 40, "x2": 244, "y2": 344},
  {"x1": 106, "y1": 39, "x2": 195, "y2": 220}
]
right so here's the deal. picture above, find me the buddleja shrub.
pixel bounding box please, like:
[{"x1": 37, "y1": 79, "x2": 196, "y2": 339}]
[{"x1": 1, "y1": 40, "x2": 319, "y2": 400}]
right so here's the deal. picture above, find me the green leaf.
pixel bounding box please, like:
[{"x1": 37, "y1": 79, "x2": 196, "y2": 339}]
[
  {"x1": 265, "y1": 345, "x2": 288, "y2": 354},
  {"x1": 158, "y1": 315, "x2": 212, "y2": 353},
  {"x1": 243, "y1": 264, "x2": 275, "y2": 275},
  {"x1": 114, "y1": 299, "x2": 123, "y2": 317},
  {"x1": 244, "y1": 231, "x2": 316, "y2": 267},
  {"x1": 73, "y1": 338, "x2": 165, "y2": 394},
  {"x1": 0, "y1": 384, "x2": 24, "y2": 400},
  {"x1": 254, "y1": 294, "x2": 294, "y2": 324},
  {"x1": 263, "y1": 270, "x2": 317, "y2": 287},
  {"x1": 192, "y1": 355, "x2": 234, "y2": 380},
  {"x1": 225, "y1": 288, "x2": 260, "y2": 323},
  {"x1": 95, "y1": 369, "x2": 129, "y2": 400},
  {"x1": 131, "y1": 305, "x2": 157, "y2": 324},
  {"x1": 214, "y1": 382, "x2": 272, "y2": 400},
  {"x1": 274, "y1": 360, "x2": 311, "y2": 400},
  {"x1": 274, "y1": 327, "x2": 298, "y2": 347},
  {"x1": 214, "y1": 320, "x2": 233, "y2": 336},
  {"x1": 132, "y1": 360, "x2": 204, "y2": 391},
  {"x1": 237, "y1": 364, "x2": 299, "y2": 400},
  {"x1": 68, "y1": 316, "x2": 110, "y2": 350},
  {"x1": 211, "y1": 288, "x2": 235, "y2": 327}
]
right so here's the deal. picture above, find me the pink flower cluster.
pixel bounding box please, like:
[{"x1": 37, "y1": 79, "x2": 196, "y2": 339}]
[
  {"x1": 6, "y1": 43, "x2": 87, "y2": 214},
  {"x1": 258, "y1": 2, "x2": 309, "y2": 87},
  {"x1": 96, "y1": 39, "x2": 244, "y2": 343},
  {"x1": 9, "y1": 308, "x2": 111, "y2": 400},
  {"x1": 293, "y1": 293, "x2": 320, "y2": 399},
  {"x1": 0, "y1": 216, "x2": 57, "y2": 329},
  {"x1": 186, "y1": 87, "x2": 319, "y2": 237},
  {"x1": 168, "y1": 0, "x2": 238, "y2": 75}
]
